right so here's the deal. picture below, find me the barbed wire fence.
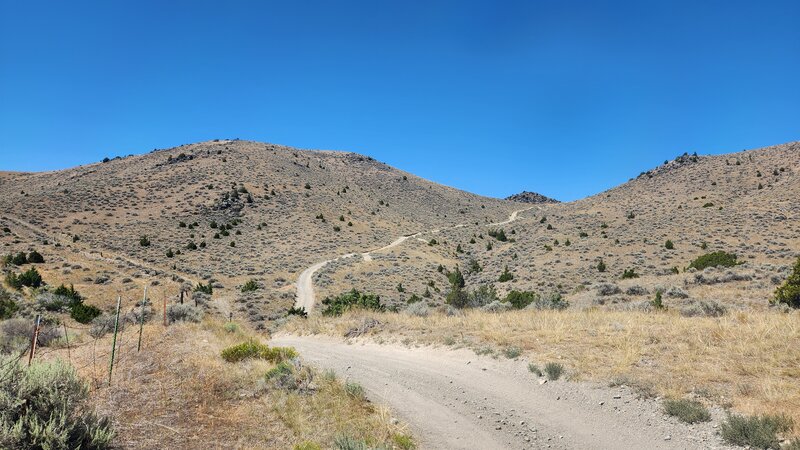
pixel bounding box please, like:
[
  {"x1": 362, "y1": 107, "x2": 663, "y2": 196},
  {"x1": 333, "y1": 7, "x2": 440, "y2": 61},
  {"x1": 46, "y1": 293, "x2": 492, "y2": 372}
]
[{"x1": 1, "y1": 283, "x2": 204, "y2": 393}]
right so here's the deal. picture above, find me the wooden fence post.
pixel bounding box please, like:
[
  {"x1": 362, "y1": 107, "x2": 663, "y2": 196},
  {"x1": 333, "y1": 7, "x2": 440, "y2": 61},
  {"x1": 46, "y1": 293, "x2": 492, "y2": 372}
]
[
  {"x1": 108, "y1": 295, "x2": 121, "y2": 384},
  {"x1": 27, "y1": 315, "x2": 41, "y2": 366},
  {"x1": 63, "y1": 323, "x2": 70, "y2": 361},
  {"x1": 138, "y1": 286, "x2": 147, "y2": 352}
]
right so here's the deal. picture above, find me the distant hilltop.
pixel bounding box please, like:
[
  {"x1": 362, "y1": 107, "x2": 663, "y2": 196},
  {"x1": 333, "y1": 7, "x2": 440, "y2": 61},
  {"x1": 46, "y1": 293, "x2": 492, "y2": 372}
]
[{"x1": 505, "y1": 191, "x2": 560, "y2": 204}]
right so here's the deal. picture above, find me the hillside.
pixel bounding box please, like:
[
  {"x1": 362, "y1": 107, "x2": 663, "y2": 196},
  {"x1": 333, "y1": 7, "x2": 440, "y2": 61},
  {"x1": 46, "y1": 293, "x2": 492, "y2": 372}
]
[
  {"x1": 0, "y1": 140, "x2": 517, "y2": 324},
  {"x1": 311, "y1": 142, "x2": 800, "y2": 311}
]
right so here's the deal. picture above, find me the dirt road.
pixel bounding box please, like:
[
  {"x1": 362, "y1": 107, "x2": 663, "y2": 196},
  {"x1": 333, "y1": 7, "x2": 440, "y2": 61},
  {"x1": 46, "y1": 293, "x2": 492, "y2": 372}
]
[
  {"x1": 293, "y1": 207, "x2": 534, "y2": 312},
  {"x1": 272, "y1": 335, "x2": 732, "y2": 450}
]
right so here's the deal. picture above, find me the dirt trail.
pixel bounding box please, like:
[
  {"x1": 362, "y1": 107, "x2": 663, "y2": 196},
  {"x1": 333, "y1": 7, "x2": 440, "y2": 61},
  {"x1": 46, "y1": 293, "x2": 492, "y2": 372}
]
[
  {"x1": 293, "y1": 207, "x2": 534, "y2": 312},
  {"x1": 273, "y1": 335, "x2": 731, "y2": 450}
]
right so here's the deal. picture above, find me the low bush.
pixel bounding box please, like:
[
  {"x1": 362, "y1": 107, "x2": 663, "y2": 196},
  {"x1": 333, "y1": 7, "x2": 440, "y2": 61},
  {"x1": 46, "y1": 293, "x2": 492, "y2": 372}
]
[
  {"x1": 27, "y1": 251, "x2": 44, "y2": 263},
  {"x1": 6, "y1": 267, "x2": 43, "y2": 289},
  {"x1": 0, "y1": 318, "x2": 31, "y2": 354},
  {"x1": 0, "y1": 287, "x2": 18, "y2": 319},
  {"x1": 720, "y1": 413, "x2": 793, "y2": 449},
  {"x1": 504, "y1": 290, "x2": 537, "y2": 309},
  {"x1": 221, "y1": 340, "x2": 298, "y2": 363},
  {"x1": 527, "y1": 363, "x2": 542, "y2": 376},
  {"x1": 773, "y1": 256, "x2": 800, "y2": 308},
  {"x1": 544, "y1": 362, "x2": 564, "y2": 380},
  {"x1": 663, "y1": 399, "x2": 711, "y2": 423},
  {"x1": 621, "y1": 268, "x2": 639, "y2": 279},
  {"x1": 688, "y1": 251, "x2": 738, "y2": 270},
  {"x1": 166, "y1": 304, "x2": 202, "y2": 323},
  {"x1": 71, "y1": 302, "x2": 102, "y2": 324},
  {"x1": 497, "y1": 266, "x2": 513, "y2": 282},
  {"x1": 0, "y1": 355, "x2": 114, "y2": 448},
  {"x1": 525, "y1": 292, "x2": 569, "y2": 310},
  {"x1": 679, "y1": 299, "x2": 726, "y2": 318},
  {"x1": 502, "y1": 346, "x2": 522, "y2": 359},
  {"x1": 321, "y1": 289, "x2": 383, "y2": 316},
  {"x1": 194, "y1": 282, "x2": 213, "y2": 295},
  {"x1": 287, "y1": 306, "x2": 308, "y2": 317},
  {"x1": 344, "y1": 381, "x2": 366, "y2": 400},
  {"x1": 241, "y1": 279, "x2": 259, "y2": 293}
]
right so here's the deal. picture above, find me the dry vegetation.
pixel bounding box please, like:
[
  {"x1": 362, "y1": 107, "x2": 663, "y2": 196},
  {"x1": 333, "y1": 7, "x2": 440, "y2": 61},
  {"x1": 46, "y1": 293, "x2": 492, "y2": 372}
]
[
  {"x1": 1, "y1": 139, "x2": 799, "y2": 447},
  {"x1": 285, "y1": 307, "x2": 800, "y2": 437}
]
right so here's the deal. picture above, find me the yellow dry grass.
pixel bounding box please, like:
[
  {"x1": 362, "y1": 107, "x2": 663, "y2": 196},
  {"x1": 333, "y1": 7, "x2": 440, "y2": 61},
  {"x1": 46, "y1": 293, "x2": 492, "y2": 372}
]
[
  {"x1": 42, "y1": 317, "x2": 410, "y2": 449},
  {"x1": 287, "y1": 308, "x2": 800, "y2": 434}
]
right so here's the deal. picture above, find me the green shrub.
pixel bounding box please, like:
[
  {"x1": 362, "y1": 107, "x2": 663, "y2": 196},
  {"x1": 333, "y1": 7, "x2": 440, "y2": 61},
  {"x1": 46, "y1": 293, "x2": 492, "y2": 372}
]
[
  {"x1": 502, "y1": 346, "x2": 522, "y2": 359},
  {"x1": 498, "y1": 266, "x2": 513, "y2": 282},
  {"x1": 544, "y1": 362, "x2": 564, "y2": 380},
  {"x1": 688, "y1": 251, "x2": 738, "y2": 270},
  {"x1": 488, "y1": 229, "x2": 507, "y2": 242},
  {"x1": 6, "y1": 267, "x2": 43, "y2": 289},
  {"x1": 621, "y1": 268, "x2": 639, "y2": 279},
  {"x1": 773, "y1": 256, "x2": 800, "y2": 308},
  {"x1": 344, "y1": 381, "x2": 366, "y2": 400},
  {"x1": 71, "y1": 302, "x2": 101, "y2": 324},
  {"x1": 288, "y1": 306, "x2": 308, "y2": 317},
  {"x1": 665, "y1": 240, "x2": 674, "y2": 250},
  {"x1": 663, "y1": 399, "x2": 711, "y2": 423},
  {"x1": 652, "y1": 291, "x2": 665, "y2": 310},
  {"x1": 720, "y1": 413, "x2": 793, "y2": 449},
  {"x1": 527, "y1": 363, "x2": 542, "y2": 376},
  {"x1": 53, "y1": 284, "x2": 82, "y2": 304},
  {"x1": 0, "y1": 288, "x2": 18, "y2": 320},
  {"x1": 321, "y1": 289, "x2": 383, "y2": 316},
  {"x1": 597, "y1": 259, "x2": 606, "y2": 272},
  {"x1": 139, "y1": 235, "x2": 150, "y2": 247},
  {"x1": 333, "y1": 435, "x2": 370, "y2": 450},
  {"x1": 222, "y1": 340, "x2": 298, "y2": 363},
  {"x1": 447, "y1": 266, "x2": 465, "y2": 289},
  {"x1": 194, "y1": 282, "x2": 213, "y2": 295},
  {"x1": 27, "y1": 251, "x2": 44, "y2": 264},
  {"x1": 11, "y1": 252, "x2": 28, "y2": 266},
  {"x1": 241, "y1": 279, "x2": 259, "y2": 293},
  {"x1": 504, "y1": 290, "x2": 537, "y2": 309},
  {"x1": 0, "y1": 356, "x2": 114, "y2": 448},
  {"x1": 392, "y1": 434, "x2": 415, "y2": 450}
]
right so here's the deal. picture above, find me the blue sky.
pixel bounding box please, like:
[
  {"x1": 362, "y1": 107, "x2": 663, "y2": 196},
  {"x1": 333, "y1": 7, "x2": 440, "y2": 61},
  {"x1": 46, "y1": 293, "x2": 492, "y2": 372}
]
[{"x1": 1, "y1": 1, "x2": 798, "y2": 201}]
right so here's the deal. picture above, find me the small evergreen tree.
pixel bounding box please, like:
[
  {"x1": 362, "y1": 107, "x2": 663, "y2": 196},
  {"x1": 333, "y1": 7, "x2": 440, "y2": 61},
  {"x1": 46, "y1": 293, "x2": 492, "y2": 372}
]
[
  {"x1": 498, "y1": 266, "x2": 514, "y2": 282},
  {"x1": 27, "y1": 251, "x2": 44, "y2": 263},
  {"x1": 773, "y1": 256, "x2": 800, "y2": 308},
  {"x1": 665, "y1": 240, "x2": 674, "y2": 250},
  {"x1": 597, "y1": 259, "x2": 607, "y2": 273}
]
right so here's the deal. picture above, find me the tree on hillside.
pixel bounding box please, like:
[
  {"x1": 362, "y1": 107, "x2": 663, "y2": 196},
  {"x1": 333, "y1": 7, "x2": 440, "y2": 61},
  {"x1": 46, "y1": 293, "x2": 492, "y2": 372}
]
[{"x1": 773, "y1": 256, "x2": 800, "y2": 308}]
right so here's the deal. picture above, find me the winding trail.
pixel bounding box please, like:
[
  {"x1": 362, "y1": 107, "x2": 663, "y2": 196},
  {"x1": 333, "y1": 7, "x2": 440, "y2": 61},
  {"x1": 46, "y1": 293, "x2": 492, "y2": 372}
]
[{"x1": 293, "y1": 207, "x2": 534, "y2": 312}]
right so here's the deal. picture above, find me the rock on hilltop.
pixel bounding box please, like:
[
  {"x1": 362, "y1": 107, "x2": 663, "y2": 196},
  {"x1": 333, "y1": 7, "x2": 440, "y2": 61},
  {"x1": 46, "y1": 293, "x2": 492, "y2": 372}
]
[{"x1": 505, "y1": 191, "x2": 559, "y2": 204}]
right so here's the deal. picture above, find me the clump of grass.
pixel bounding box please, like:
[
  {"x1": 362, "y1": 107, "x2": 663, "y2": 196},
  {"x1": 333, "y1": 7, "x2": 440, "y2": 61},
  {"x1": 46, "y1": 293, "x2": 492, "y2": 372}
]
[
  {"x1": 344, "y1": 382, "x2": 366, "y2": 401},
  {"x1": 223, "y1": 322, "x2": 239, "y2": 333},
  {"x1": 333, "y1": 435, "x2": 370, "y2": 450},
  {"x1": 392, "y1": 433, "x2": 415, "y2": 449},
  {"x1": 293, "y1": 442, "x2": 322, "y2": 450},
  {"x1": 527, "y1": 363, "x2": 542, "y2": 377},
  {"x1": 663, "y1": 399, "x2": 711, "y2": 424},
  {"x1": 221, "y1": 340, "x2": 297, "y2": 363},
  {"x1": 720, "y1": 413, "x2": 793, "y2": 449},
  {"x1": 502, "y1": 346, "x2": 522, "y2": 359},
  {"x1": 544, "y1": 362, "x2": 564, "y2": 380}
]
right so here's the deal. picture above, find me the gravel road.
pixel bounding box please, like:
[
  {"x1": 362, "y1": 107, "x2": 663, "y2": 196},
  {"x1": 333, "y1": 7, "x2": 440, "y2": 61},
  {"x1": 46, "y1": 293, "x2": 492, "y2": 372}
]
[{"x1": 272, "y1": 335, "x2": 734, "y2": 450}]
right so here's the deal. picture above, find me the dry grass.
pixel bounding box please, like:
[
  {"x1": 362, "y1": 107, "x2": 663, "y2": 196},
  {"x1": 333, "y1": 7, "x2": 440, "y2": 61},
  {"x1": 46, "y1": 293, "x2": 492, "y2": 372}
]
[
  {"x1": 39, "y1": 317, "x2": 409, "y2": 449},
  {"x1": 287, "y1": 308, "x2": 800, "y2": 435}
]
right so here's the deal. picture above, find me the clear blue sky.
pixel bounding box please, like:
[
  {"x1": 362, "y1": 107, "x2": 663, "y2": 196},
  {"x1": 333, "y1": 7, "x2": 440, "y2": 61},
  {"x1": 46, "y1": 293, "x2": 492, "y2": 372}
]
[{"x1": 1, "y1": 1, "x2": 798, "y2": 201}]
